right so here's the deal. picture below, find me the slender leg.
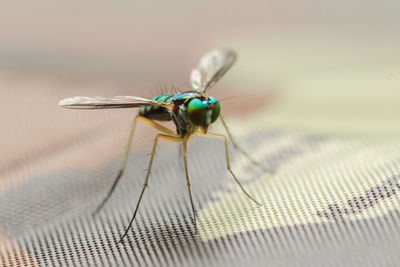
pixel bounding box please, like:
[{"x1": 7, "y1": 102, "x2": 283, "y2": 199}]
[
  {"x1": 204, "y1": 132, "x2": 262, "y2": 206},
  {"x1": 219, "y1": 114, "x2": 273, "y2": 173},
  {"x1": 94, "y1": 115, "x2": 177, "y2": 215},
  {"x1": 178, "y1": 142, "x2": 184, "y2": 169},
  {"x1": 182, "y1": 136, "x2": 197, "y2": 230},
  {"x1": 119, "y1": 134, "x2": 181, "y2": 242},
  {"x1": 137, "y1": 116, "x2": 177, "y2": 136},
  {"x1": 93, "y1": 115, "x2": 139, "y2": 215}
]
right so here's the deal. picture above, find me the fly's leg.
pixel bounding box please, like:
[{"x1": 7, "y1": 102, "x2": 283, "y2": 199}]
[
  {"x1": 182, "y1": 136, "x2": 197, "y2": 231},
  {"x1": 219, "y1": 114, "x2": 273, "y2": 173},
  {"x1": 119, "y1": 134, "x2": 181, "y2": 242},
  {"x1": 94, "y1": 115, "x2": 177, "y2": 216},
  {"x1": 93, "y1": 115, "x2": 139, "y2": 215},
  {"x1": 205, "y1": 132, "x2": 262, "y2": 206}
]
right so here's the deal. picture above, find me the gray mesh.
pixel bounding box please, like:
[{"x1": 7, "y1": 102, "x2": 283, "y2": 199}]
[{"x1": 2, "y1": 130, "x2": 400, "y2": 267}]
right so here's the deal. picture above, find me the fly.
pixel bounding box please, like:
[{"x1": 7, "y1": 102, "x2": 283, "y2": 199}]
[{"x1": 59, "y1": 49, "x2": 262, "y2": 242}]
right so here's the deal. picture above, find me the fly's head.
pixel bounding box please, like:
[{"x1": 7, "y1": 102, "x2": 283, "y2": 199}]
[{"x1": 185, "y1": 96, "x2": 220, "y2": 134}]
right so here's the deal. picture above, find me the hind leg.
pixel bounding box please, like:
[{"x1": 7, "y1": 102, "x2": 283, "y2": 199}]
[
  {"x1": 119, "y1": 133, "x2": 181, "y2": 242},
  {"x1": 94, "y1": 115, "x2": 178, "y2": 215}
]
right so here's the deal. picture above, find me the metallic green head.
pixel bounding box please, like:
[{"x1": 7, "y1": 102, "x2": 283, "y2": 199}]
[{"x1": 186, "y1": 96, "x2": 220, "y2": 133}]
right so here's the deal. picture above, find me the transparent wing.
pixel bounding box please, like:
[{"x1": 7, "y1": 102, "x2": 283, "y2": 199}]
[
  {"x1": 58, "y1": 96, "x2": 172, "y2": 109},
  {"x1": 190, "y1": 49, "x2": 237, "y2": 93}
]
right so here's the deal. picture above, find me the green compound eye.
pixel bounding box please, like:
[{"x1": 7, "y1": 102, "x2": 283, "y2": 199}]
[
  {"x1": 208, "y1": 96, "x2": 220, "y2": 123},
  {"x1": 187, "y1": 98, "x2": 207, "y2": 125}
]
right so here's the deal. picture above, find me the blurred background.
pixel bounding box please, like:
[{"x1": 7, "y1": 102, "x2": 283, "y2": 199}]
[
  {"x1": 1, "y1": 1, "x2": 400, "y2": 265},
  {"x1": 1, "y1": 0, "x2": 400, "y2": 180}
]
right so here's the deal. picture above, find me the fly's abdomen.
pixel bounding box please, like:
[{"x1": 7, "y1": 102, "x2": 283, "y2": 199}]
[{"x1": 138, "y1": 94, "x2": 173, "y2": 121}]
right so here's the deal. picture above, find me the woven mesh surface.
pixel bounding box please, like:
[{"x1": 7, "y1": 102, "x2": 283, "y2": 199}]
[
  {"x1": 1, "y1": 11, "x2": 400, "y2": 264},
  {"x1": 2, "y1": 123, "x2": 400, "y2": 266}
]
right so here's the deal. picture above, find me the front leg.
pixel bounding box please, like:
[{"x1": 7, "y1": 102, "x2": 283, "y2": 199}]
[
  {"x1": 182, "y1": 135, "x2": 197, "y2": 231},
  {"x1": 203, "y1": 132, "x2": 262, "y2": 206},
  {"x1": 219, "y1": 114, "x2": 273, "y2": 173}
]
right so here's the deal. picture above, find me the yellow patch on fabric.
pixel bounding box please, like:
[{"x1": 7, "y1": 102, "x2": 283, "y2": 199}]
[
  {"x1": 197, "y1": 130, "x2": 400, "y2": 241},
  {"x1": 194, "y1": 31, "x2": 400, "y2": 241}
]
